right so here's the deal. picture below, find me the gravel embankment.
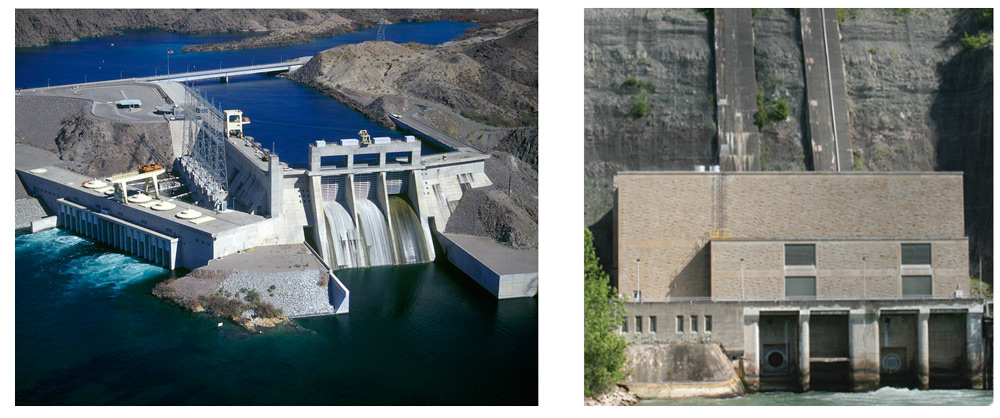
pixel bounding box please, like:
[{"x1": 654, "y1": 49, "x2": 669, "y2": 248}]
[
  {"x1": 15, "y1": 198, "x2": 49, "y2": 231},
  {"x1": 218, "y1": 269, "x2": 334, "y2": 318}
]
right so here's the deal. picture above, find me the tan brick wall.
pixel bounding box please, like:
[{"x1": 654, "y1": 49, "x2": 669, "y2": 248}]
[
  {"x1": 710, "y1": 240, "x2": 969, "y2": 298},
  {"x1": 617, "y1": 172, "x2": 968, "y2": 298}
]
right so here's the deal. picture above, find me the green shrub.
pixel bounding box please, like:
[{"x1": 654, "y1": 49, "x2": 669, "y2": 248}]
[
  {"x1": 961, "y1": 31, "x2": 993, "y2": 50},
  {"x1": 837, "y1": 9, "x2": 846, "y2": 24},
  {"x1": 769, "y1": 97, "x2": 789, "y2": 121},
  {"x1": 630, "y1": 90, "x2": 649, "y2": 118},
  {"x1": 977, "y1": 9, "x2": 993, "y2": 27},
  {"x1": 852, "y1": 149, "x2": 864, "y2": 170}
]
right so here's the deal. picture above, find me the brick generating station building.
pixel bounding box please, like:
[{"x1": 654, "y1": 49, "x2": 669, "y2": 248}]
[{"x1": 613, "y1": 171, "x2": 988, "y2": 392}]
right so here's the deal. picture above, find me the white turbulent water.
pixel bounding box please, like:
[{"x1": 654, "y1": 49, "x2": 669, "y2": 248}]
[
  {"x1": 60, "y1": 253, "x2": 166, "y2": 292},
  {"x1": 641, "y1": 387, "x2": 993, "y2": 406},
  {"x1": 17, "y1": 229, "x2": 166, "y2": 294},
  {"x1": 323, "y1": 201, "x2": 364, "y2": 269},
  {"x1": 388, "y1": 195, "x2": 430, "y2": 264},
  {"x1": 355, "y1": 199, "x2": 393, "y2": 267}
]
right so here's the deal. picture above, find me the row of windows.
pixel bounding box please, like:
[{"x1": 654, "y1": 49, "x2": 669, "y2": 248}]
[
  {"x1": 624, "y1": 315, "x2": 713, "y2": 334},
  {"x1": 783, "y1": 275, "x2": 933, "y2": 297},
  {"x1": 783, "y1": 243, "x2": 932, "y2": 266}
]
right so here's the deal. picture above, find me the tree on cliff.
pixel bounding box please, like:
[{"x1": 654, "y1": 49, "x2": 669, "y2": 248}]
[{"x1": 584, "y1": 228, "x2": 628, "y2": 397}]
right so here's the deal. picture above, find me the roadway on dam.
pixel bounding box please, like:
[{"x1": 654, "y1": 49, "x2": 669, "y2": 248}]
[
  {"x1": 800, "y1": 8, "x2": 853, "y2": 171},
  {"x1": 714, "y1": 8, "x2": 761, "y2": 171}
]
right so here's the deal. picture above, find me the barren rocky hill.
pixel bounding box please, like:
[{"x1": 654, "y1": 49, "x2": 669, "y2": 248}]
[
  {"x1": 15, "y1": 9, "x2": 537, "y2": 50},
  {"x1": 586, "y1": 8, "x2": 992, "y2": 272},
  {"x1": 288, "y1": 18, "x2": 539, "y2": 247},
  {"x1": 15, "y1": 96, "x2": 172, "y2": 179}
]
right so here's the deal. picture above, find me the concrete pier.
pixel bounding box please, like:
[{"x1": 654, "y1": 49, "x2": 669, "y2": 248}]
[
  {"x1": 849, "y1": 310, "x2": 880, "y2": 391},
  {"x1": 917, "y1": 309, "x2": 930, "y2": 389},
  {"x1": 798, "y1": 311, "x2": 811, "y2": 391}
]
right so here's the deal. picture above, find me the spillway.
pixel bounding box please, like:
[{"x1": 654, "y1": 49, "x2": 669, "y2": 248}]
[
  {"x1": 389, "y1": 195, "x2": 431, "y2": 264},
  {"x1": 323, "y1": 201, "x2": 364, "y2": 269},
  {"x1": 355, "y1": 198, "x2": 393, "y2": 267}
]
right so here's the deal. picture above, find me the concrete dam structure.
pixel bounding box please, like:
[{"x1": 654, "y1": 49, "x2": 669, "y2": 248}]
[
  {"x1": 614, "y1": 172, "x2": 988, "y2": 393},
  {"x1": 306, "y1": 136, "x2": 437, "y2": 269},
  {"x1": 16, "y1": 74, "x2": 531, "y2": 312}
]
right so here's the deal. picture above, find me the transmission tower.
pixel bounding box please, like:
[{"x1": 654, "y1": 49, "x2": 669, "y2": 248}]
[
  {"x1": 376, "y1": 17, "x2": 387, "y2": 41},
  {"x1": 180, "y1": 85, "x2": 229, "y2": 211}
]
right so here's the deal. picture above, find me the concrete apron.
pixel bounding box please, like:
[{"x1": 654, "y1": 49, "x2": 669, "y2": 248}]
[
  {"x1": 623, "y1": 343, "x2": 745, "y2": 400},
  {"x1": 626, "y1": 375, "x2": 744, "y2": 400}
]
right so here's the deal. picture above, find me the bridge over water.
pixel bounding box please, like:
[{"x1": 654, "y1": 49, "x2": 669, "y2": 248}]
[{"x1": 145, "y1": 56, "x2": 312, "y2": 83}]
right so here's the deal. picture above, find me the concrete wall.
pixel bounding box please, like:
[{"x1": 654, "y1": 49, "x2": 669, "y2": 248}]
[
  {"x1": 616, "y1": 172, "x2": 968, "y2": 298},
  {"x1": 627, "y1": 299, "x2": 986, "y2": 392},
  {"x1": 226, "y1": 140, "x2": 270, "y2": 215},
  {"x1": 414, "y1": 160, "x2": 491, "y2": 232},
  {"x1": 434, "y1": 231, "x2": 538, "y2": 299},
  {"x1": 623, "y1": 343, "x2": 744, "y2": 399}
]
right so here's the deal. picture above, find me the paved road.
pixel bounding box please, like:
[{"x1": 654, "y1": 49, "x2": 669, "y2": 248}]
[
  {"x1": 800, "y1": 8, "x2": 853, "y2": 171},
  {"x1": 714, "y1": 8, "x2": 760, "y2": 171},
  {"x1": 391, "y1": 108, "x2": 489, "y2": 166}
]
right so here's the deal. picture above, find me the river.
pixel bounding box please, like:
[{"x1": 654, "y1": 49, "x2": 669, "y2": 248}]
[
  {"x1": 14, "y1": 22, "x2": 537, "y2": 406},
  {"x1": 641, "y1": 387, "x2": 992, "y2": 406}
]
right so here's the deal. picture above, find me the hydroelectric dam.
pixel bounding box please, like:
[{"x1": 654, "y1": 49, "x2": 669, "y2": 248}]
[{"x1": 16, "y1": 73, "x2": 537, "y2": 319}]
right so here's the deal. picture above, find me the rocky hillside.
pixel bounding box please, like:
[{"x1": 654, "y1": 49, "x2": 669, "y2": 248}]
[
  {"x1": 15, "y1": 9, "x2": 537, "y2": 50},
  {"x1": 16, "y1": 96, "x2": 172, "y2": 179},
  {"x1": 584, "y1": 9, "x2": 716, "y2": 261},
  {"x1": 288, "y1": 18, "x2": 538, "y2": 247},
  {"x1": 586, "y1": 8, "x2": 993, "y2": 274}
]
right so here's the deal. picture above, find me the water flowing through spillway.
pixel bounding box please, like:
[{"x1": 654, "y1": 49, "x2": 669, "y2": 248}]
[
  {"x1": 355, "y1": 199, "x2": 394, "y2": 267},
  {"x1": 389, "y1": 196, "x2": 431, "y2": 264},
  {"x1": 323, "y1": 201, "x2": 364, "y2": 269}
]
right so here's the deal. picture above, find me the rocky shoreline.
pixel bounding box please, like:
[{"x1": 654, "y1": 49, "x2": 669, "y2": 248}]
[{"x1": 585, "y1": 386, "x2": 640, "y2": 406}]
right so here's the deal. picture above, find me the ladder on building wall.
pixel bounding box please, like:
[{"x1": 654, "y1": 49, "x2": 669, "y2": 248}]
[{"x1": 710, "y1": 171, "x2": 730, "y2": 239}]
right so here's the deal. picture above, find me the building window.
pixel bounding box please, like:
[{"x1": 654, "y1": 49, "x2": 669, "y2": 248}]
[
  {"x1": 676, "y1": 316, "x2": 684, "y2": 333},
  {"x1": 705, "y1": 315, "x2": 713, "y2": 332},
  {"x1": 691, "y1": 315, "x2": 698, "y2": 333},
  {"x1": 635, "y1": 316, "x2": 643, "y2": 333},
  {"x1": 902, "y1": 275, "x2": 932, "y2": 296},
  {"x1": 622, "y1": 316, "x2": 628, "y2": 333},
  {"x1": 785, "y1": 276, "x2": 817, "y2": 298},
  {"x1": 902, "y1": 244, "x2": 931, "y2": 265},
  {"x1": 785, "y1": 244, "x2": 815, "y2": 266},
  {"x1": 649, "y1": 316, "x2": 657, "y2": 333}
]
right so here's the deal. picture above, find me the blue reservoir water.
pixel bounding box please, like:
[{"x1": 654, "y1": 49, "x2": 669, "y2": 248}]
[
  {"x1": 15, "y1": 21, "x2": 472, "y2": 165},
  {"x1": 15, "y1": 22, "x2": 537, "y2": 405}
]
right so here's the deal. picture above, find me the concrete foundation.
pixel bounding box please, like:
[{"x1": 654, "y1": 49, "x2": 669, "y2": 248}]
[{"x1": 625, "y1": 299, "x2": 987, "y2": 393}]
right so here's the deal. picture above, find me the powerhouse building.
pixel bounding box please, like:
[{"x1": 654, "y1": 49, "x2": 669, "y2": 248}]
[{"x1": 614, "y1": 171, "x2": 987, "y2": 391}]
